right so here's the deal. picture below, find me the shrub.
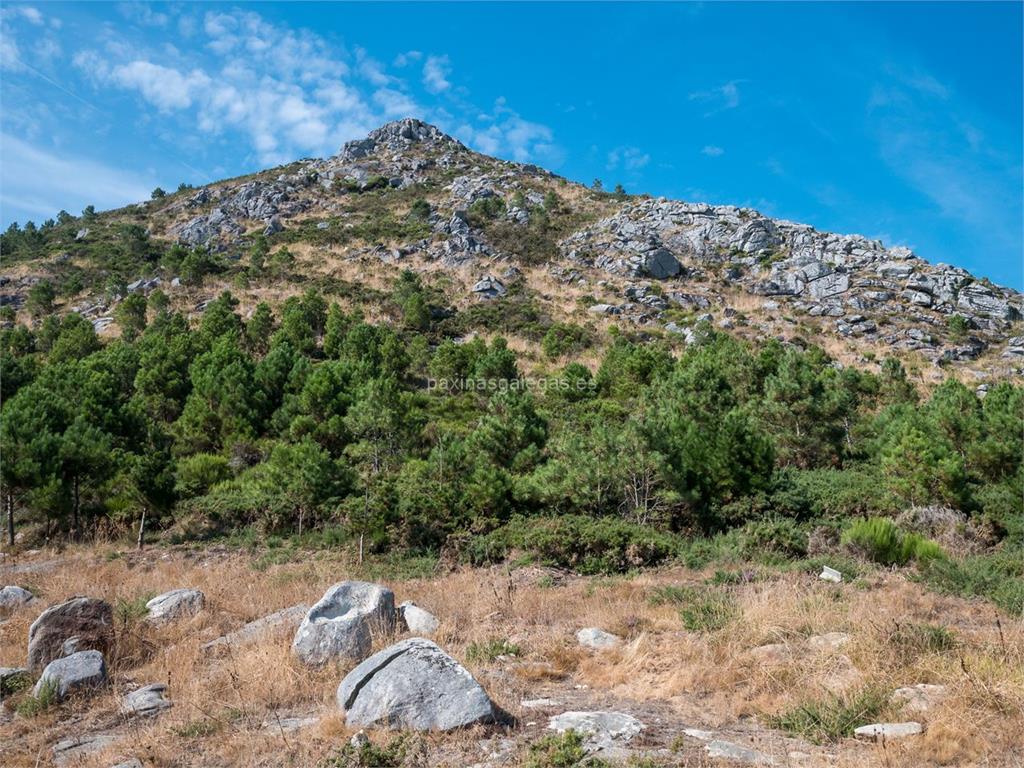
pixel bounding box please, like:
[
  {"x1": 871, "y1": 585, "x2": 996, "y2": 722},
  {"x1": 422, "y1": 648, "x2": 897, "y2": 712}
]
[
  {"x1": 768, "y1": 687, "x2": 890, "y2": 743},
  {"x1": 467, "y1": 515, "x2": 680, "y2": 574},
  {"x1": 525, "y1": 730, "x2": 610, "y2": 768},
  {"x1": 541, "y1": 323, "x2": 593, "y2": 360},
  {"x1": 465, "y1": 638, "x2": 521, "y2": 663},
  {"x1": 886, "y1": 621, "x2": 957, "y2": 662},
  {"x1": 918, "y1": 547, "x2": 1024, "y2": 616},
  {"x1": 738, "y1": 518, "x2": 808, "y2": 560},
  {"x1": 649, "y1": 585, "x2": 736, "y2": 632},
  {"x1": 15, "y1": 678, "x2": 60, "y2": 717},
  {"x1": 841, "y1": 517, "x2": 946, "y2": 566}
]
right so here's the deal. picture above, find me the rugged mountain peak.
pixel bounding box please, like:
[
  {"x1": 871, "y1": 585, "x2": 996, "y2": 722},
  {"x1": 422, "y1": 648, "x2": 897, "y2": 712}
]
[{"x1": 338, "y1": 118, "x2": 465, "y2": 161}]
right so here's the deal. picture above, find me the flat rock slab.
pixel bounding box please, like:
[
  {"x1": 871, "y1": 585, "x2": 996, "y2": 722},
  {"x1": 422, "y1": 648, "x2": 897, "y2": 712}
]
[
  {"x1": 706, "y1": 739, "x2": 775, "y2": 764},
  {"x1": 548, "y1": 711, "x2": 644, "y2": 753},
  {"x1": 399, "y1": 602, "x2": 440, "y2": 635},
  {"x1": 34, "y1": 649, "x2": 107, "y2": 700},
  {"x1": 28, "y1": 596, "x2": 113, "y2": 672},
  {"x1": 854, "y1": 722, "x2": 923, "y2": 740},
  {"x1": 576, "y1": 627, "x2": 622, "y2": 650},
  {"x1": 294, "y1": 581, "x2": 394, "y2": 666},
  {"x1": 146, "y1": 589, "x2": 205, "y2": 623},
  {"x1": 0, "y1": 585, "x2": 35, "y2": 612},
  {"x1": 261, "y1": 711, "x2": 321, "y2": 733},
  {"x1": 121, "y1": 683, "x2": 172, "y2": 717},
  {"x1": 202, "y1": 603, "x2": 308, "y2": 653},
  {"x1": 53, "y1": 733, "x2": 119, "y2": 767},
  {"x1": 338, "y1": 637, "x2": 495, "y2": 731}
]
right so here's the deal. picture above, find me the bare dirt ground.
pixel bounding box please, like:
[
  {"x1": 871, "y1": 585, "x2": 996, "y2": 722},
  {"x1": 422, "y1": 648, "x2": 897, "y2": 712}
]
[{"x1": 1, "y1": 544, "x2": 1021, "y2": 767}]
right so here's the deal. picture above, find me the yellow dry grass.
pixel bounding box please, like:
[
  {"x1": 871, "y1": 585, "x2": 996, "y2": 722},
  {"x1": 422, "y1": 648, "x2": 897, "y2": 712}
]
[{"x1": 1, "y1": 546, "x2": 1021, "y2": 767}]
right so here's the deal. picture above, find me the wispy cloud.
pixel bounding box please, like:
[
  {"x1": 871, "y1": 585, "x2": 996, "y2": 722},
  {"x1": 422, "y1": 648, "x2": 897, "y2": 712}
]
[
  {"x1": 422, "y1": 54, "x2": 451, "y2": 93},
  {"x1": 455, "y1": 98, "x2": 561, "y2": 165},
  {"x1": 607, "y1": 146, "x2": 650, "y2": 171},
  {"x1": 701, "y1": 145, "x2": 724, "y2": 157},
  {"x1": 1, "y1": 132, "x2": 155, "y2": 220},
  {"x1": 689, "y1": 80, "x2": 743, "y2": 116}
]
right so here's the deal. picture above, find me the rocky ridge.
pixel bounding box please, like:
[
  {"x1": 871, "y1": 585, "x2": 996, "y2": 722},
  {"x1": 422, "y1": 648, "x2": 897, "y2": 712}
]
[{"x1": 3, "y1": 118, "x2": 1021, "y2": 377}]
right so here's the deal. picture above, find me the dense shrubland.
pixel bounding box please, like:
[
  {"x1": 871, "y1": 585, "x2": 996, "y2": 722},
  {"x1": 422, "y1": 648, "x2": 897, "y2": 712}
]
[{"x1": 1, "y1": 270, "x2": 1021, "y2": 611}]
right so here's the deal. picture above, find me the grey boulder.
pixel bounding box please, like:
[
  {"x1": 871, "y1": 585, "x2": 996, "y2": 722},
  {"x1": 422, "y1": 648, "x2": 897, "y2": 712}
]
[
  {"x1": 398, "y1": 602, "x2": 440, "y2": 636},
  {"x1": 576, "y1": 627, "x2": 622, "y2": 650},
  {"x1": 854, "y1": 721, "x2": 923, "y2": 740},
  {"x1": 27, "y1": 596, "x2": 113, "y2": 673},
  {"x1": 337, "y1": 637, "x2": 495, "y2": 730},
  {"x1": 292, "y1": 581, "x2": 395, "y2": 666},
  {"x1": 121, "y1": 683, "x2": 172, "y2": 717},
  {"x1": 33, "y1": 649, "x2": 107, "y2": 700},
  {"x1": 146, "y1": 589, "x2": 205, "y2": 623},
  {"x1": 0, "y1": 585, "x2": 35, "y2": 613}
]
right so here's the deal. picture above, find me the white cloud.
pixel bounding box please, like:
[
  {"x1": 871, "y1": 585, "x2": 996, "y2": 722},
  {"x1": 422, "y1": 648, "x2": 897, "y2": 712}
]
[
  {"x1": 455, "y1": 100, "x2": 560, "y2": 165},
  {"x1": 422, "y1": 54, "x2": 451, "y2": 93},
  {"x1": 607, "y1": 146, "x2": 650, "y2": 171},
  {"x1": 118, "y1": 3, "x2": 168, "y2": 27},
  {"x1": 701, "y1": 145, "x2": 724, "y2": 157},
  {"x1": 0, "y1": 133, "x2": 155, "y2": 222},
  {"x1": 110, "y1": 60, "x2": 210, "y2": 111},
  {"x1": 393, "y1": 50, "x2": 421, "y2": 67},
  {"x1": 1, "y1": 5, "x2": 43, "y2": 25}
]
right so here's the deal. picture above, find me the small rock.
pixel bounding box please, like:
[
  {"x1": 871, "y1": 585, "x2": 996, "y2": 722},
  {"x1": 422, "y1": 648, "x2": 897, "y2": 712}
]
[
  {"x1": 854, "y1": 722, "x2": 923, "y2": 740},
  {"x1": 293, "y1": 582, "x2": 395, "y2": 666},
  {"x1": 109, "y1": 760, "x2": 144, "y2": 768},
  {"x1": 146, "y1": 589, "x2": 205, "y2": 623},
  {"x1": 398, "y1": 602, "x2": 440, "y2": 636},
  {"x1": 576, "y1": 627, "x2": 622, "y2": 650},
  {"x1": 892, "y1": 684, "x2": 947, "y2": 713},
  {"x1": 808, "y1": 632, "x2": 850, "y2": 652},
  {"x1": 0, "y1": 585, "x2": 35, "y2": 613},
  {"x1": 349, "y1": 731, "x2": 369, "y2": 749},
  {"x1": 548, "y1": 711, "x2": 644, "y2": 753},
  {"x1": 521, "y1": 698, "x2": 559, "y2": 709},
  {"x1": 706, "y1": 739, "x2": 774, "y2": 764},
  {"x1": 33, "y1": 649, "x2": 107, "y2": 700},
  {"x1": 819, "y1": 566, "x2": 843, "y2": 583},
  {"x1": 338, "y1": 637, "x2": 495, "y2": 730},
  {"x1": 749, "y1": 643, "x2": 789, "y2": 664},
  {"x1": 121, "y1": 683, "x2": 172, "y2": 717},
  {"x1": 75, "y1": 228, "x2": 89, "y2": 241}
]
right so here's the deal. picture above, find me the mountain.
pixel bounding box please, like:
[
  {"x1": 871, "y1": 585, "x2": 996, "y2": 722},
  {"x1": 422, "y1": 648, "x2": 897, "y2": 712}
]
[{"x1": 2, "y1": 117, "x2": 1022, "y2": 381}]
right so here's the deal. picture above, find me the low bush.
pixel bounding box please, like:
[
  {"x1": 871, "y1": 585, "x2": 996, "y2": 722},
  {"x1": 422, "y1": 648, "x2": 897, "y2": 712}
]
[
  {"x1": 767, "y1": 687, "x2": 890, "y2": 743},
  {"x1": 649, "y1": 585, "x2": 736, "y2": 632},
  {"x1": 841, "y1": 517, "x2": 946, "y2": 566},
  {"x1": 524, "y1": 730, "x2": 610, "y2": 768},
  {"x1": 465, "y1": 638, "x2": 521, "y2": 663},
  {"x1": 918, "y1": 546, "x2": 1024, "y2": 616}
]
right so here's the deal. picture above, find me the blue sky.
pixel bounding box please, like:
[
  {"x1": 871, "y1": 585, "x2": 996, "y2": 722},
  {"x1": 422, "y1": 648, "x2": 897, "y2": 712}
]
[{"x1": 2, "y1": 2, "x2": 1021, "y2": 288}]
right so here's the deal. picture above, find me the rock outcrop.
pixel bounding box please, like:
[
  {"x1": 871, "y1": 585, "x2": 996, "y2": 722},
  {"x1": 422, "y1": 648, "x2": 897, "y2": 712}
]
[
  {"x1": 0, "y1": 585, "x2": 35, "y2": 613},
  {"x1": 337, "y1": 637, "x2": 495, "y2": 730},
  {"x1": 398, "y1": 602, "x2": 440, "y2": 636}
]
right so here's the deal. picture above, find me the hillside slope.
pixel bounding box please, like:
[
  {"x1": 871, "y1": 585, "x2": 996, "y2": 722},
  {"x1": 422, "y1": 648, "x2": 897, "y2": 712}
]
[{"x1": 2, "y1": 118, "x2": 1022, "y2": 383}]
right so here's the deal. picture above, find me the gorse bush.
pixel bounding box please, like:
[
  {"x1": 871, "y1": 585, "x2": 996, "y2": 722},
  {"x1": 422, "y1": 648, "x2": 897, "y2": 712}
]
[{"x1": 841, "y1": 517, "x2": 946, "y2": 566}]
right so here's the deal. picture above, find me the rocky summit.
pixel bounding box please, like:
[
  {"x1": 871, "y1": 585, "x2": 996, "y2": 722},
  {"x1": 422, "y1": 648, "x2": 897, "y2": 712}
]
[{"x1": 2, "y1": 118, "x2": 1021, "y2": 380}]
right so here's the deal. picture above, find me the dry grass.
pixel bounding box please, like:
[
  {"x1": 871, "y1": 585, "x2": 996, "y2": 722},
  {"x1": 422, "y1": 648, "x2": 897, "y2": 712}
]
[{"x1": 1, "y1": 547, "x2": 1022, "y2": 767}]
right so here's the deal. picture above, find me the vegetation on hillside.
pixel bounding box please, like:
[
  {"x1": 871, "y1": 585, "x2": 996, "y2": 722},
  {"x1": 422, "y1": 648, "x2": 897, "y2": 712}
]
[{"x1": 2, "y1": 266, "x2": 1021, "y2": 613}]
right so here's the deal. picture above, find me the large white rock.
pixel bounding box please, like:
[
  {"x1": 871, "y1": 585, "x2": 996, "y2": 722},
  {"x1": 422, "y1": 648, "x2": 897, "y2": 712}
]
[
  {"x1": 293, "y1": 581, "x2": 395, "y2": 666},
  {"x1": 33, "y1": 649, "x2": 107, "y2": 700},
  {"x1": 854, "y1": 722, "x2": 923, "y2": 740},
  {"x1": 548, "y1": 711, "x2": 644, "y2": 753},
  {"x1": 146, "y1": 589, "x2": 205, "y2": 624},
  {"x1": 576, "y1": 627, "x2": 622, "y2": 650},
  {"x1": 337, "y1": 637, "x2": 494, "y2": 730},
  {"x1": 398, "y1": 602, "x2": 440, "y2": 636}
]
